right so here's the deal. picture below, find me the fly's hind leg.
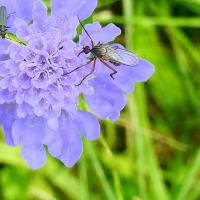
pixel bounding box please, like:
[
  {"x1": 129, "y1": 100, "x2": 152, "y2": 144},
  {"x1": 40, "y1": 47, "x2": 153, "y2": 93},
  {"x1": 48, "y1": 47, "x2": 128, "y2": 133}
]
[
  {"x1": 7, "y1": 12, "x2": 15, "y2": 20},
  {"x1": 110, "y1": 71, "x2": 117, "y2": 79},
  {"x1": 99, "y1": 58, "x2": 117, "y2": 79}
]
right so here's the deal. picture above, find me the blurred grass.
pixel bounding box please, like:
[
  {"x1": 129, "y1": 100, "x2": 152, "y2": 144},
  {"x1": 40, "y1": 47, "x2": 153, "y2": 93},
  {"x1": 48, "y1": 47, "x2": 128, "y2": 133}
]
[{"x1": 0, "y1": 0, "x2": 200, "y2": 199}]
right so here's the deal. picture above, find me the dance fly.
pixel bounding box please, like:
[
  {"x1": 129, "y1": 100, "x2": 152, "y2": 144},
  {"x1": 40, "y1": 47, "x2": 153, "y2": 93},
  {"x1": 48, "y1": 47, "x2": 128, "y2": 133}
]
[
  {"x1": 67, "y1": 19, "x2": 139, "y2": 86},
  {"x1": 0, "y1": 5, "x2": 27, "y2": 46}
]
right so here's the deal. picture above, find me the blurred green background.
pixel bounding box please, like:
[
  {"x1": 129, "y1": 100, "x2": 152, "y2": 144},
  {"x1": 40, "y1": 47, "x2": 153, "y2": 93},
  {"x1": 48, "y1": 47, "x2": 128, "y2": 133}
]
[{"x1": 0, "y1": 0, "x2": 200, "y2": 199}]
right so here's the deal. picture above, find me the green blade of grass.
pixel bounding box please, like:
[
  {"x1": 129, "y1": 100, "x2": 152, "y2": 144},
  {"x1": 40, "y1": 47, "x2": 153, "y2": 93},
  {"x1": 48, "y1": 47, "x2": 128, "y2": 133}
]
[
  {"x1": 85, "y1": 141, "x2": 116, "y2": 200},
  {"x1": 95, "y1": 16, "x2": 200, "y2": 27},
  {"x1": 175, "y1": 149, "x2": 200, "y2": 200}
]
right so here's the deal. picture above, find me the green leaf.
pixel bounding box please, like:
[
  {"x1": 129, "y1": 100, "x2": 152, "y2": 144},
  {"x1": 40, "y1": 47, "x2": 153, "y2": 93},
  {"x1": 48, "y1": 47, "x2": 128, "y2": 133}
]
[{"x1": 5, "y1": 32, "x2": 28, "y2": 46}]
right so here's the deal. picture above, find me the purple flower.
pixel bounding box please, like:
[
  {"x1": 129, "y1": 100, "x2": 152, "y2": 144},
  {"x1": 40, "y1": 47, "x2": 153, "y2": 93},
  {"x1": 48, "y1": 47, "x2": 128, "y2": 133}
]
[
  {"x1": 0, "y1": 0, "x2": 154, "y2": 169},
  {"x1": 0, "y1": 0, "x2": 99, "y2": 169}
]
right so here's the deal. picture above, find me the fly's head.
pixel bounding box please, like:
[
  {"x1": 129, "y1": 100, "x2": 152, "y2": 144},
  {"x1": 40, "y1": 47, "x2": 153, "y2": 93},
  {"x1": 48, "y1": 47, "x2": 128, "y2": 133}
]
[
  {"x1": 78, "y1": 45, "x2": 91, "y2": 57},
  {"x1": 82, "y1": 46, "x2": 91, "y2": 54}
]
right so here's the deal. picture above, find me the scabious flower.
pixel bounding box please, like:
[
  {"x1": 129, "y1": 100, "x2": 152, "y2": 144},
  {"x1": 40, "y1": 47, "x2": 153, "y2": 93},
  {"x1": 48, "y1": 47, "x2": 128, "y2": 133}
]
[{"x1": 0, "y1": 0, "x2": 154, "y2": 169}]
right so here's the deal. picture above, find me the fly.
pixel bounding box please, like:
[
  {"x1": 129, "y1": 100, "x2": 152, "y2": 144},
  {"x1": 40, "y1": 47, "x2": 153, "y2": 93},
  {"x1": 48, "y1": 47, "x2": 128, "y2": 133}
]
[
  {"x1": 0, "y1": 5, "x2": 27, "y2": 46},
  {"x1": 67, "y1": 18, "x2": 139, "y2": 86}
]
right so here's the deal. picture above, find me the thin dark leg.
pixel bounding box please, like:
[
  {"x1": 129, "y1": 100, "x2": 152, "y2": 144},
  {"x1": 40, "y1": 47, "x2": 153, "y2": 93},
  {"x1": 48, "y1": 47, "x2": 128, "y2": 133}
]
[
  {"x1": 64, "y1": 59, "x2": 94, "y2": 75},
  {"x1": 99, "y1": 58, "x2": 117, "y2": 79},
  {"x1": 75, "y1": 57, "x2": 97, "y2": 86},
  {"x1": 77, "y1": 50, "x2": 84, "y2": 57},
  {"x1": 7, "y1": 12, "x2": 15, "y2": 19}
]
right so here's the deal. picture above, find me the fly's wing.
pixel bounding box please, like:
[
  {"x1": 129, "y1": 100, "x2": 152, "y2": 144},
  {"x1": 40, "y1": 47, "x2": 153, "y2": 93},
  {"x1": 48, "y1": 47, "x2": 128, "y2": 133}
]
[
  {"x1": 5, "y1": 32, "x2": 28, "y2": 46},
  {"x1": 104, "y1": 44, "x2": 139, "y2": 67},
  {"x1": 0, "y1": 6, "x2": 7, "y2": 26}
]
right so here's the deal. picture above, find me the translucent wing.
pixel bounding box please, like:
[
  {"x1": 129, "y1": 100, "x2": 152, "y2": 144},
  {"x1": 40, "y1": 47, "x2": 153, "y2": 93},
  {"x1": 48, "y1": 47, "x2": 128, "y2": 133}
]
[
  {"x1": 103, "y1": 44, "x2": 139, "y2": 67},
  {"x1": 5, "y1": 32, "x2": 28, "y2": 46}
]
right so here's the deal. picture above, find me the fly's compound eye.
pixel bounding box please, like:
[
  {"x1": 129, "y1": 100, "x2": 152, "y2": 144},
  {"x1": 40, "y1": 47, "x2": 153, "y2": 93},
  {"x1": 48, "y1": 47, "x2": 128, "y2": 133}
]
[{"x1": 83, "y1": 46, "x2": 91, "y2": 54}]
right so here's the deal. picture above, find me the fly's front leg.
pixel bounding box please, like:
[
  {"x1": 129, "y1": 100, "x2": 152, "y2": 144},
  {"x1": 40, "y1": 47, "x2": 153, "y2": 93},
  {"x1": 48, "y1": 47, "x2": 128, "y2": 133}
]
[
  {"x1": 75, "y1": 57, "x2": 97, "y2": 86},
  {"x1": 99, "y1": 58, "x2": 117, "y2": 79},
  {"x1": 65, "y1": 58, "x2": 94, "y2": 75},
  {"x1": 7, "y1": 12, "x2": 15, "y2": 19}
]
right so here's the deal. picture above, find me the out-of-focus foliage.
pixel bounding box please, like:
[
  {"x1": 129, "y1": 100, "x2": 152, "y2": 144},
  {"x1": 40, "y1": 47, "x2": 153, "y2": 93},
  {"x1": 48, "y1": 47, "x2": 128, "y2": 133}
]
[{"x1": 0, "y1": 0, "x2": 200, "y2": 199}]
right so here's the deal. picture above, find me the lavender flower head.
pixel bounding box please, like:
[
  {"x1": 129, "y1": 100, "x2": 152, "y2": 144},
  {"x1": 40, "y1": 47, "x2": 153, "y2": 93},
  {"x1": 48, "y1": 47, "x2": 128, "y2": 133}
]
[{"x1": 0, "y1": 0, "x2": 154, "y2": 169}]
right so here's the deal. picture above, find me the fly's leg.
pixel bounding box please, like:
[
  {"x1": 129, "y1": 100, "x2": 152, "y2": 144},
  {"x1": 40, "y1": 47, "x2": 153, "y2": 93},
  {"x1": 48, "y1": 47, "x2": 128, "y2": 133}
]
[
  {"x1": 77, "y1": 50, "x2": 84, "y2": 57},
  {"x1": 7, "y1": 12, "x2": 15, "y2": 19},
  {"x1": 65, "y1": 58, "x2": 94, "y2": 75},
  {"x1": 75, "y1": 57, "x2": 97, "y2": 86},
  {"x1": 99, "y1": 58, "x2": 117, "y2": 79}
]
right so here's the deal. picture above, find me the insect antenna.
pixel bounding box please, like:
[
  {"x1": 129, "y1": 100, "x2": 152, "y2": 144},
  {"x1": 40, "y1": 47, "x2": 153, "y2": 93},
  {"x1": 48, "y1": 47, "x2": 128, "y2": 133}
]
[{"x1": 77, "y1": 17, "x2": 94, "y2": 48}]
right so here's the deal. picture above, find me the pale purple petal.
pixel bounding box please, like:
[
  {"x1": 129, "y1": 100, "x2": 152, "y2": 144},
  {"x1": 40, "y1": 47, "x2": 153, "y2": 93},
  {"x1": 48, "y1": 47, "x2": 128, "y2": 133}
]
[
  {"x1": 85, "y1": 78, "x2": 126, "y2": 121},
  {"x1": 51, "y1": 0, "x2": 97, "y2": 20},
  {"x1": 12, "y1": 116, "x2": 47, "y2": 169},
  {"x1": 57, "y1": 117, "x2": 83, "y2": 167},
  {"x1": 10, "y1": 0, "x2": 34, "y2": 23},
  {"x1": 76, "y1": 111, "x2": 100, "y2": 140},
  {"x1": 113, "y1": 74, "x2": 135, "y2": 94},
  {"x1": 32, "y1": 0, "x2": 54, "y2": 32},
  {"x1": 47, "y1": 118, "x2": 59, "y2": 131},
  {"x1": 21, "y1": 144, "x2": 46, "y2": 169},
  {"x1": 0, "y1": 54, "x2": 10, "y2": 61},
  {"x1": 80, "y1": 22, "x2": 121, "y2": 45},
  {"x1": 47, "y1": 134, "x2": 63, "y2": 157},
  {"x1": 33, "y1": 0, "x2": 47, "y2": 23},
  {"x1": 0, "y1": 104, "x2": 16, "y2": 146},
  {"x1": 122, "y1": 59, "x2": 155, "y2": 82}
]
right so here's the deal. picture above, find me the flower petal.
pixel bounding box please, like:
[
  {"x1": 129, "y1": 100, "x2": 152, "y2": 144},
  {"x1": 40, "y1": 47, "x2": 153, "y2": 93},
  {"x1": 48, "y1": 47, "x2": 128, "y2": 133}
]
[
  {"x1": 33, "y1": 0, "x2": 47, "y2": 22},
  {"x1": 10, "y1": 0, "x2": 34, "y2": 23},
  {"x1": 0, "y1": 104, "x2": 16, "y2": 146},
  {"x1": 79, "y1": 22, "x2": 121, "y2": 45},
  {"x1": 0, "y1": 54, "x2": 10, "y2": 61},
  {"x1": 118, "y1": 59, "x2": 155, "y2": 83},
  {"x1": 51, "y1": 0, "x2": 97, "y2": 20},
  {"x1": 21, "y1": 144, "x2": 46, "y2": 169},
  {"x1": 85, "y1": 78, "x2": 126, "y2": 121},
  {"x1": 47, "y1": 118, "x2": 59, "y2": 131},
  {"x1": 57, "y1": 117, "x2": 83, "y2": 167},
  {"x1": 90, "y1": 23, "x2": 121, "y2": 44},
  {"x1": 76, "y1": 111, "x2": 100, "y2": 140}
]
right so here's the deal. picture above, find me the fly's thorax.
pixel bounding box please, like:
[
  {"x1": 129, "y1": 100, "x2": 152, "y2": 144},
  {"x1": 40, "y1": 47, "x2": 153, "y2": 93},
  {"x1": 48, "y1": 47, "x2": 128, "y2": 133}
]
[{"x1": 91, "y1": 44, "x2": 107, "y2": 58}]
